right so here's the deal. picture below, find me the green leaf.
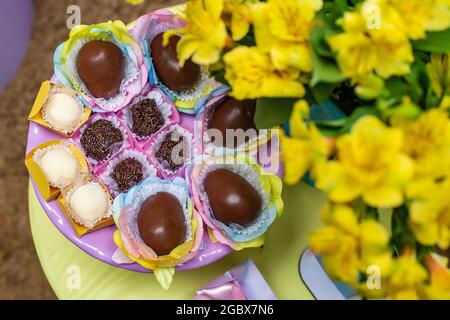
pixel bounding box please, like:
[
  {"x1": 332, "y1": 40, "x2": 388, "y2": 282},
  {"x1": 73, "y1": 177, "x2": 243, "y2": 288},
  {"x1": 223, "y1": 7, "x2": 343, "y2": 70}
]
[
  {"x1": 254, "y1": 98, "x2": 296, "y2": 129},
  {"x1": 312, "y1": 117, "x2": 347, "y2": 127},
  {"x1": 311, "y1": 49, "x2": 346, "y2": 86},
  {"x1": 413, "y1": 29, "x2": 450, "y2": 53},
  {"x1": 337, "y1": 106, "x2": 379, "y2": 135},
  {"x1": 311, "y1": 82, "x2": 338, "y2": 104}
]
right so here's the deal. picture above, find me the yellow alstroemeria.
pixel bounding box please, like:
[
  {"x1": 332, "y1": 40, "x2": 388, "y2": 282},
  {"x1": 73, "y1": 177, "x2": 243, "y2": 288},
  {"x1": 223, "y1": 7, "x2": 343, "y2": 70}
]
[
  {"x1": 398, "y1": 108, "x2": 450, "y2": 179},
  {"x1": 407, "y1": 178, "x2": 450, "y2": 249},
  {"x1": 252, "y1": 0, "x2": 322, "y2": 72},
  {"x1": 222, "y1": 0, "x2": 255, "y2": 41},
  {"x1": 388, "y1": 251, "x2": 428, "y2": 300},
  {"x1": 164, "y1": 0, "x2": 228, "y2": 66},
  {"x1": 419, "y1": 255, "x2": 450, "y2": 299},
  {"x1": 315, "y1": 116, "x2": 414, "y2": 208},
  {"x1": 427, "y1": 0, "x2": 450, "y2": 32},
  {"x1": 310, "y1": 204, "x2": 393, "y2": 286},
  {"x1": 363, "y1": 0, "x2": 450, "y2": 39},
  {"x1": 280, "y1": 100, "x2": 330, "y2": 185},
  {"x1": 327, "y1": 11, "x2": 413, "y2": 79},
  {"x1": 362, "y1": 0, "x2": 426, "y2": 40},
  {"x1": 223, "y1": 46, "x2": 305, "y2": 99}
]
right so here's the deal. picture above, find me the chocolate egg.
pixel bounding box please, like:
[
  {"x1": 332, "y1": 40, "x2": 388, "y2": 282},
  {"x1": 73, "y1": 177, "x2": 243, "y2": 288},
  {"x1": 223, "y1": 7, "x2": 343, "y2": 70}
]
[
  {"x1": 204, "y1": 168, "x2": 262, "y2": 226},
  {"x1": 76, "y1": 40, "x2": 124, "y2": 99},
  {"x1": 150, "y1": 33, "x2": 201, "y2": 92},
  {"x1": 208, "y1": 97, "x2": 257, "y2": 148},
  {"x1": 137, "y1": 192, "x2": 186, "y2": 256}
]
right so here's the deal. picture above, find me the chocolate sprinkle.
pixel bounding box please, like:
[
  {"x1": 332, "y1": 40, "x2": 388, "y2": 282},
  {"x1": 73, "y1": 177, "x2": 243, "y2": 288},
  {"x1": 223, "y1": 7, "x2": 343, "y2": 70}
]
[
  {"x1": 111, "y1": 157, "x2": 143, "y2": 193},
  {"x1": 80, "y1": 119, "x2": 123, "y2": 161},
  {"x1": 156, "y1": 131, "x2": 187, "y2": 171},
  {"x1": 130, "y1": 98, "x2": 165, "y2": 137}
]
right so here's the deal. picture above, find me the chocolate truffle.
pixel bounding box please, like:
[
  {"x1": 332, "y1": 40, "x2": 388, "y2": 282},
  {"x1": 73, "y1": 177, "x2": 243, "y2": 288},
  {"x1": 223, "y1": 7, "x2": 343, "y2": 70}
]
[
  {"x1": 111, "y1": 157, "x2": 143, "y2": 193},
  {"x1": 137, "y1": 192, "x2": 186, "y2": 255},
  {"x1": 130, "y1": 98, "x2": 164, "y2": 137},
  {"x1": 43, "y1": 93, "x2": 83, "y2": 131},
  {"x1": 150, "y1": 33, "x2": 201, "y2": 92},
  {"x1": 76, "y1": 40, "x2": 124, "y2": 99},
  {"x1": 40, "y1": 148, "x2": 79, "y2": 187},
  {"x1": 155, "y1": 131, "x2": 188, "y2": 171},
  {"x1": 80, "y1": 119, "x2": 123, "y2": 161},
  {"x1": 70, "y1": 182, "x2": 109, "y2": 226},
  {"x1": 208, "y1": 97, "x2": 257, "y2": 148},
  {"x1": 204, "y1": 168, "x2": 262, "y2": 226}
]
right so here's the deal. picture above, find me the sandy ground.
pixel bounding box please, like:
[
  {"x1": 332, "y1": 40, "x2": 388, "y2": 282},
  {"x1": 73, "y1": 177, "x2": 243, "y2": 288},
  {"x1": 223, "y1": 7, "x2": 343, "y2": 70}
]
[{"x1": 0, "y1": 0, "x2": 180, "y2": 300}]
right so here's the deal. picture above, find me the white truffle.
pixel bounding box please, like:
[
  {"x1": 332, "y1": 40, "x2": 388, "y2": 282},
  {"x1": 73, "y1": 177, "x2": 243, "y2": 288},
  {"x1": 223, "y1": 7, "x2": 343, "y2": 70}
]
[
  {"x1": 40, "y1": 148, "x2": 79, "y2": 187},
  {"x1": 43, "y1": 93, "x2": 83, "y2": 131},
  {"x1": 69, "y1": 183, "x2": 109, "y2": 226}
]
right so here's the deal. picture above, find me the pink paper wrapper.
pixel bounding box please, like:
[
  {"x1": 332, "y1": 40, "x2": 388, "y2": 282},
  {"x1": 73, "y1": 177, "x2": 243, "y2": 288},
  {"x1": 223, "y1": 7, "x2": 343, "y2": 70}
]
[
  {"x1": 72, "y1": 113, "x2": 134, "y2": 171},
  {"x1": 117, "y1": 85, "x2": 180, "y2": 146},
  {"x1": 143, "y1": 123, "x2": 196, "y2": 179},
  {"x1": 96, "y1": 148, "x2": 158, "y2": 197},
  {"x1": 194, "y1": 259, "x2": 276, "y2": 300}
]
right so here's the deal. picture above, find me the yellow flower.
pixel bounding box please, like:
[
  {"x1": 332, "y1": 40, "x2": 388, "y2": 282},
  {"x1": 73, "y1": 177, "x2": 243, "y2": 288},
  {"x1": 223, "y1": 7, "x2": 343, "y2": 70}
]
[
  {"x1": 407, "y1": 178, "x2": 450, "y2": 249},
  {"x1": 427, "y1": 0, "x2": 450, "y2": 32},
  {"x1": 223, "y1": 46, "x2": 305, "y2": 99},
  {"x1": 222, "y1": 0, "x2": 254, "y2": 41},
  {"x1": 363, "y1": 0, "x2": 450, "y2": 40},
  {"x1": 164, "y1": 0, "x2": 227, "y2": 66},
  {"x1": 280, "y1": 100, "x2": 329, "y2": 185},
  {"x1": 315, "y1": 116, "x2": 414, "y2": 208},
  {"x1": 398, "y1": 108, "x2": 450, "y2": 179},
  {"x1": 252, "y1": 0, "x2": 322, "y2": 72},
  {"x1": 419, "y1": 255, "x2": 450, "y2": 299},
  {"x1": 310, "y1": 204, "x2": 393, "y2": 286},
  {"x1": 327, "y1": 11, "x2": 413, "y2": 79},
  {"x1": 354, "y1": 73, "x2": 384, "y2": 100},
  {"x1": 388, "y1": 252, "x2": 428, "y2": 300}
]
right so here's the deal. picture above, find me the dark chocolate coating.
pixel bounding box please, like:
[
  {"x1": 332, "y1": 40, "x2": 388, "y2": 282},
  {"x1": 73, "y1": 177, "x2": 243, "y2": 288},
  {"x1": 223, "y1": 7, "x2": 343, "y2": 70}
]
[
  {"x1": 155, "y1": 131, "x2": 187, "y2": 172},
  {"x1": 204, "y1": 168, "x2": 262, "y2": 227},
  {"x1": 130, "y1": 98, "x2": 164, "y2": 137},
  {"x1": 150, "y1": 33, "x2": 201, "y2": 92},
  {"x1": 137, "y1": 192, "x2": 186, "y2": 256},
  {"x1": 80, "y1": 119, "x2": 123, "y2": 161},
  {"x1": 111, "y1": 157, "x2": 143, "y2": 193},
  {"x1": 208, "y1": 97, "x2": 257, "y2": 148},
  {"x1": 76, "y1": 40, "x2": 124, "y2": 99}
]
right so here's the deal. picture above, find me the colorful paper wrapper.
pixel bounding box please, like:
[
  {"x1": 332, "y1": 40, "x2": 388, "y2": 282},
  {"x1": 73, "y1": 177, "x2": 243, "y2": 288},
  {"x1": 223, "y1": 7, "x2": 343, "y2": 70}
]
[
  {"x1": 117, "y1": 85, "x2": 179, "y2": 145},
  {"x1": 130, "y1": 9, "x2": 216, "y2": 114},
  {"x1": 194, "y1": 259, "x2": 277, "y2": 300},
  {"x1": 143, "y1": 123, "x2": 196, "y2": 179},
  {"x1": 53, "y1": 20, "x2": 147, "y2": 113},
  {"x1": 111, "y1": 176, "x2": 204, "y2": 289},
  {"x1": 193, "y1": 85, "x2": 274, "y2": 157},
  {"x1": 28, "y1": 81, "x2": 91, "y2": 137},
  {"x1": 187, "y1": 153, "x2": 284, "y2": 250}
]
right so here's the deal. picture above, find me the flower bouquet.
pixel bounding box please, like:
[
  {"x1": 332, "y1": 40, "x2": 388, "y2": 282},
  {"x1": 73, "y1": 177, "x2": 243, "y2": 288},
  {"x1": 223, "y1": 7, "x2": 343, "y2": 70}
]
[{"x1": 166, "y1": 0, "x2": 450, "y2": 299}]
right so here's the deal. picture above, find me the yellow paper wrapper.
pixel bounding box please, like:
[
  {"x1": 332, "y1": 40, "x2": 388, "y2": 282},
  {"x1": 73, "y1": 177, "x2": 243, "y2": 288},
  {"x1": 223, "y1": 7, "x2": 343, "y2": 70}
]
[
  {"x1": 28, "y1": 81, "x2": 91, "y2": 137},
  {"x1": 57, "y1": 179, "x2": 114, "y2": 237},
  {"x1": 25, "y1": 140, "x2": 89, "y2": 201}
]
